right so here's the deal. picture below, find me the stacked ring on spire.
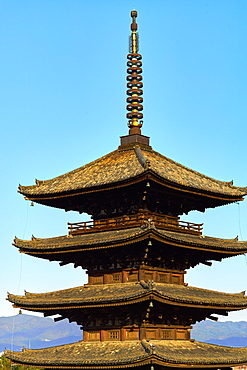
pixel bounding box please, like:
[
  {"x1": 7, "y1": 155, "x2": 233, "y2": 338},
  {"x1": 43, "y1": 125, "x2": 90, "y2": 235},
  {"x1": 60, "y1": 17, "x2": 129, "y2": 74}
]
[{"x1": 126, "y1": 53, "x2": 143, "y2": 123}]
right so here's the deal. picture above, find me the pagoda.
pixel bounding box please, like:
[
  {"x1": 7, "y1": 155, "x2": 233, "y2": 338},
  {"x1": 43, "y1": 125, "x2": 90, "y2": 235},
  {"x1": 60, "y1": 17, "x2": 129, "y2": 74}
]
[{"x1": 5, "y1": 10, "x2": 247, "y2": 370}]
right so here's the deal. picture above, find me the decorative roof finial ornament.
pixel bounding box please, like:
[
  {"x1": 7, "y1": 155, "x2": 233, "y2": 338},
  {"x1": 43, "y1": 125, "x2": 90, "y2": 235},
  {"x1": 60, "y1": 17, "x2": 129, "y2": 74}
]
[{"x1": 126, "y1": 10, "x2": 143, "y2": 135}]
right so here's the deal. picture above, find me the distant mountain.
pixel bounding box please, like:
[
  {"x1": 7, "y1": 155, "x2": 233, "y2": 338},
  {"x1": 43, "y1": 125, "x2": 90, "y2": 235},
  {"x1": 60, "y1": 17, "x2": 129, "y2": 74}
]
[
  {"x1": 0, "y1": 315, "x2": 247, "y2": 351},
  {"x1": 191, "y1": 320, "x2": 247, "y2": 347},
  {"x1": 0, "y1": 314, "x2": 81, "y2": 352}
]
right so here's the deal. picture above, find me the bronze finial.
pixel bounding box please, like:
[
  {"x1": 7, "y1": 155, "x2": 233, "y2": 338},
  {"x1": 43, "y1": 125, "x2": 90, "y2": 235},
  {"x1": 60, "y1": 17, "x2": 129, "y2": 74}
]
[
  {"x1": 130, "y1": 10, "x2": 138, "y2": 31},
  {"x1": 126, "y1": 10, "x2": 143, "y2": 135}
]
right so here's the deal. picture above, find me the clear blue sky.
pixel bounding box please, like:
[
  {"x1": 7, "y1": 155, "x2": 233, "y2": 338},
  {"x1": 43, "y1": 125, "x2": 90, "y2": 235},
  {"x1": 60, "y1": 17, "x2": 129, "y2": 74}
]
[{"x1": 1, "y1": 0, "x2": 247, "y2": 322}]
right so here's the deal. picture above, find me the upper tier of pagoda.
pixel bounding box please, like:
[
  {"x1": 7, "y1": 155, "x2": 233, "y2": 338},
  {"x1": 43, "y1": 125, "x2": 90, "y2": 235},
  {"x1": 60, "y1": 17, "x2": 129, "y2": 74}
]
[
  {"x1": 18, "y1": 13, "x2": 246, "y2": 217},
  {"x1": 18, "y1": 143, "x2": 247, "y2": 216}
]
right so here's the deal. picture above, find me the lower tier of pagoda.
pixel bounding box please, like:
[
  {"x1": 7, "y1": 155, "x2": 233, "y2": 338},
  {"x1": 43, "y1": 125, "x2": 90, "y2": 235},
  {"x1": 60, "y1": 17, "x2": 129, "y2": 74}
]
[
  {"x1": 83, "y1": 324, "x2": 191, "y2": 341},
  {"x1": 5, "y1": 339, "x2": 247, "y2": 369},
  {"x1": 87, "y1": 266, "x2": 186, "y2": 285}
]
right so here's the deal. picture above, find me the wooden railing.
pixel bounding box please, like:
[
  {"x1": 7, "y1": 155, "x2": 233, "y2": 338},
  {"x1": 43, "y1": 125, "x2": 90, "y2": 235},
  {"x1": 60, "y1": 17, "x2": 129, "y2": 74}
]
[{"x1": 68, "y1": 212, "x2": 203, "y2": 236}]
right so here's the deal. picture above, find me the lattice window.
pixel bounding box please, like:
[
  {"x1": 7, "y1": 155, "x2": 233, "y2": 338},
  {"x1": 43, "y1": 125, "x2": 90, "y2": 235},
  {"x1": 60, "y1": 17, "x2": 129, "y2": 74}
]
[
  {"x1": 108, "y1": 331, "x2": 119, "y2": 339},
  {"x1": 112, "y1": 273, "x2": 121, "y2": 282},
  {"x1": 162, "y1": 330, "x2": 172, "y2": 339}
]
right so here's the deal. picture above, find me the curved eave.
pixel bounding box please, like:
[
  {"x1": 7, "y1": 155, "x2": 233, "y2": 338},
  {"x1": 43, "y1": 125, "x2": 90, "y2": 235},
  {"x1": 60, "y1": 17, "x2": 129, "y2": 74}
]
[
  {"x1": 5, "y1": 340, "x2": 247, "y2": 369},
  {"x1": 19, "y1": 170, "x2": 246, "y2": 204},
  {"x1": 7, "y1": 283, "x2": 247, "y2": 312},
  {"x1": 13, "y1": 227, "x2": 247, "y2": 257},
  {"x1": 18, "y1": 142, "x2": 247, "y2": 205}
]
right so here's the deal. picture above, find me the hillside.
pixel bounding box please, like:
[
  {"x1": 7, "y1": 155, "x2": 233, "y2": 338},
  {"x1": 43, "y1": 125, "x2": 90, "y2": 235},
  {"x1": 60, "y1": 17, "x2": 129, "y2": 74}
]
[
  {"x1": 191, "y1": 320, "x2": 247, "y2": 347},
  {"x1": 0, "y1": 314, "x2": 81, "y2": 352}
]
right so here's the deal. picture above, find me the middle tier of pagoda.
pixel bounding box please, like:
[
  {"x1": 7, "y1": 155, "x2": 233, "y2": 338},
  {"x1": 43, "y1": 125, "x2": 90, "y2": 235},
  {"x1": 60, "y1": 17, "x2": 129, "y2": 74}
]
[
  {"x1": 10, "y1": 209, "x2": 247, "y2": 338},
  {"x1": 14, "y1": 209, "x2": 247, "y2": 271}
]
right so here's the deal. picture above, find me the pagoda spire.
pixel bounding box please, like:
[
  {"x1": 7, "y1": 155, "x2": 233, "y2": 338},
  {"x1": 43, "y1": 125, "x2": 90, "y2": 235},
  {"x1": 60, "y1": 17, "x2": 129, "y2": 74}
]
[{"x1": 126, "y1": 10, "x2": 143, "y2": 135}]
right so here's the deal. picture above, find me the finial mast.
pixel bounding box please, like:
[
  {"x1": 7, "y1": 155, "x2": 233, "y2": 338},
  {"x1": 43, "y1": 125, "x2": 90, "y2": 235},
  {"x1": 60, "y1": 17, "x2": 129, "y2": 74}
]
[{"x1": 126, "y1": 10, "x2": 143, "y2": 135}]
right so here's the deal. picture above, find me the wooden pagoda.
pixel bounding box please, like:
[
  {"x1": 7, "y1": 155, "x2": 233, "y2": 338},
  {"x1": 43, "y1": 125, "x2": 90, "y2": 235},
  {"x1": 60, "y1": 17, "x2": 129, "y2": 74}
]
[{"x1": 5, "y1": 10, "x2": 247, "y2": 370}]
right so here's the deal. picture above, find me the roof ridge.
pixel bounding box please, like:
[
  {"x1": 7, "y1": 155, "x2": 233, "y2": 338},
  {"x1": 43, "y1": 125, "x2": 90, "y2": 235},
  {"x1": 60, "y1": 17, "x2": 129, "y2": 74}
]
[{"x1": 134, "y1": 145, "x2": 151, "y2": 170}]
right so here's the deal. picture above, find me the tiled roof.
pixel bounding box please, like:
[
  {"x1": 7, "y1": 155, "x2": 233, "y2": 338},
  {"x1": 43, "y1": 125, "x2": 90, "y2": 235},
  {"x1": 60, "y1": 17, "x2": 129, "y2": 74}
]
[
  {"x1": 8, "y1": 281, "x2": 247, "y2": 310},
  {"x1": 5, "y1": 340, "x2": 247, "y2": 368},
  {"x1": 18, "y1": 144, "x2": 247, "y2": 198},
  {"x1": 14, "y1": 225, "x2": 247, "y2": 255}
]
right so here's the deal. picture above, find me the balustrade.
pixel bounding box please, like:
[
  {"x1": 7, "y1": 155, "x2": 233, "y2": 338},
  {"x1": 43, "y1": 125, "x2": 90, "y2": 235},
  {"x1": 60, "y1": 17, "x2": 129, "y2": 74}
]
[{"x1": 68, "y1": 212, "x2": 203, "y2": 236}]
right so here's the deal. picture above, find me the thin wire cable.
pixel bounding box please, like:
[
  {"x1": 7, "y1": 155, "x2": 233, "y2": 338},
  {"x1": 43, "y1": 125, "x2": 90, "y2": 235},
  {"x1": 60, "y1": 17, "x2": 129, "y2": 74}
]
[
  {"x1": 11, "y1": 201, "x2": 30, "y2": 351},
  {"x1": 16, "y1": 254, "x2": 23, "y2": 295},
  {"x1": 237, "y1": 202, "x2": 247, "y2": 266},
  {"x1": 237, "y1": 202, "x2": 243, "y2": 241},
  {"x1": 23, "y1": 201, "x2": 29, "y2": 239},
  {"x1": 11, "y1": 308, "x2": 17, "y2": 352}
]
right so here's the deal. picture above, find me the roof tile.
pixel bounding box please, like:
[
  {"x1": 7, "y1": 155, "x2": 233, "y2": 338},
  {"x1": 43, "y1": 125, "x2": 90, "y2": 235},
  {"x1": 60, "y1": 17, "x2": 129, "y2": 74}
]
[
  {"x1": 8, "y1": 282, "x2": 247, "y2": 310},
  {"x1": 5, "y1": 340, "x2": 247, "y2": 368},
  {"x1": 19, "y1": 145, "x2": 247, "y2": 198}
]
